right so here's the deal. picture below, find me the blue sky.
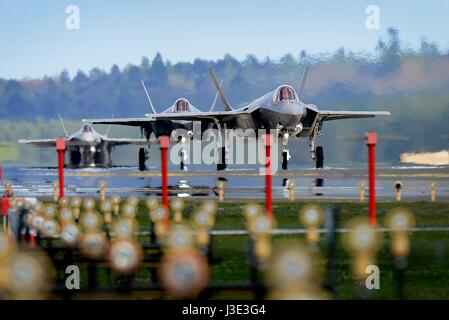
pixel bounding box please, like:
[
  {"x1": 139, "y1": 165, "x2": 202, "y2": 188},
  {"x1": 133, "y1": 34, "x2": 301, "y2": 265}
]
[{"x1": 1, "y1": 0, "x2": 449, "y2": 79}]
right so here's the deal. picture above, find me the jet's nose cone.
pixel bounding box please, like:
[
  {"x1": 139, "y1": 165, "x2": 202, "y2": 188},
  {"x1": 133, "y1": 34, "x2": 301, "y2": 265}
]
[{"x1": 275, "y1": 101, "x2": 305, "y2": 115}]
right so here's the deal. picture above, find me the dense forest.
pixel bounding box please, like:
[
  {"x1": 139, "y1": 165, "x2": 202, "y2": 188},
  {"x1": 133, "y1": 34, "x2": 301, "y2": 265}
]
[{"x1": 1, "y1": 28, "x2": 448, "y2": 167}]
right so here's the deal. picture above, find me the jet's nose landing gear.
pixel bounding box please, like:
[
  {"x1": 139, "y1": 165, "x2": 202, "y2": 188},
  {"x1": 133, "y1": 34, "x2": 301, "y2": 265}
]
[
  {"x1": 139, "y1": 147, "x2": 148, "y2": 171},
  {"x1": 178, "y1": 136, "x2": 188, "y2": 171},
  {"x1": 281, "y1": 132, "x2": 291, "y2": 170}
]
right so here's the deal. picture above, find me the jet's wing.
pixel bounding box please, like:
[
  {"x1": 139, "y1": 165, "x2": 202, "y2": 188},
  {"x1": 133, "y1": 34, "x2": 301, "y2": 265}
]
[
  {"x1": 18, "y1": 139, "x2": 56, "y2": 147},
  {"x1": 146, "y1": 109, "x2": 251, "y2": 122},
  {"x1": 19, "y1": 139, "x2": 100, "y2": 147},
  {"x1": 84, "y1": 110, "x2": 252, "y2": 126},
  {"x1": 82, "y1": 118, "x2": 155, "y2": 127},
  {"x1": 317, "y1": 111, "x2": 391, "y2": 122},
  {"x1": 104, "y1": 138, "x2": 148, "y2": 146}
]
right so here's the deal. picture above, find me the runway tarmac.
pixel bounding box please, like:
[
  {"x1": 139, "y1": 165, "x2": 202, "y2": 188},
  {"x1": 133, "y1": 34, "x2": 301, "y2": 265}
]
[{"x1": 2, "y1": 165, "x2": 448, "y2": 201}]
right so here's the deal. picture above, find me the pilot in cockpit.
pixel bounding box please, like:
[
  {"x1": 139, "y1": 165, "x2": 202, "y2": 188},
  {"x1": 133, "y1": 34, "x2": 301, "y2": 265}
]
[
  {"x1": 176, "y1": 99, "x2": 189, "y2": 112},
  {"x1": 279, "y1": 86, "x2": 294, "y2": 101},
  {"x1": 82, "y1": 124, "x2": 93, "y2": 132}
]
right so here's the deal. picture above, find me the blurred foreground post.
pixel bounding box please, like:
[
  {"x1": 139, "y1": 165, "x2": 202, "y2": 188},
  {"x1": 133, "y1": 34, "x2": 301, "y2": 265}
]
[
  {"x1": 365, "y1": 132, "x2": 377, "y2": 227},
  {"x1": 55, "y1": 138, "x2": 66, "y2": 201},
  {"x1": 159, "y1": 136, "x2": 169, "y2": 230},
  {"x1": 264, "y1": 133, "x2": 273, "y2": 225}
]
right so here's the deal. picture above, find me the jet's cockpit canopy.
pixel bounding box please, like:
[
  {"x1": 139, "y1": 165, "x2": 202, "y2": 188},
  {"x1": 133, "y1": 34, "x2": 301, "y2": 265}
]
[
  {"x1": 163, "y1": 98, "x2": 201, "y2": 114},
  {"x1": 274, "y1": 85, "x2": 298, "y2": 103},
  {"x1": 176, "y1": 99, "x2": 189, "y2": 112},
  {"x1": 82, "y1": 124, "x2": 93, "y2": 133}
]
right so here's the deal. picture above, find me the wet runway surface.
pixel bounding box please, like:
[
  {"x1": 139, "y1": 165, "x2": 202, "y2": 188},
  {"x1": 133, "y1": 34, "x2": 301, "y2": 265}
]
[{"x1": 2, "y1": 166, "x2": 449, "y2": 201}]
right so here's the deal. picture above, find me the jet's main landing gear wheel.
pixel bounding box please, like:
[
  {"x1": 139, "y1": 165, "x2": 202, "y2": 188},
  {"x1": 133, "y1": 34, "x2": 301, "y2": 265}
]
[
  {"x1": 282, "y1": 150, "x2": 291, "y2": 170},
  {"x1": 139, "y1": 148, "x2": 147, "y2": 171},
  {"x1": 315, "y1": 146, "x2": 324, "y2": 169},
  {"x1": 217, "y1": 147, "x2": 227, "y2": 171}
]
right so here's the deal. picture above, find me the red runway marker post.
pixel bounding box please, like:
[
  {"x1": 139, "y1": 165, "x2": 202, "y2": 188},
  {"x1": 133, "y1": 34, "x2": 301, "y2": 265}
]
[
  {"x1": 365, "y1": 131, "x2": 377, "y2": 227},
  {"x1": 55, "y1": 137, "x2": 66, "y2": 201},
  {"x1": 264, "y1": 133, "x2": 273, "y2": 226},
  {"x1": 159, "y1": 136, "x2": 170, "y2": 230}
]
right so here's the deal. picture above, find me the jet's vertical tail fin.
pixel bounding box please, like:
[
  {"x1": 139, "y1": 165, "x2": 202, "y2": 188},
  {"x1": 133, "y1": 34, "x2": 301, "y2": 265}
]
[
  {"x1": 57, "y1": 114, "x2": 69, "y2": 137},
  {"x1": 104, "y1": 114, "x2": 114, "y2": 136},
  {"x1": 141, "y1": 80, "x2": 157, "y2": 114},
  {"x1": 209, "y1": 80, "x2": 223, "y2": 112},
  {"x1": 208, "y1": 68, "x2": 233, "y2": 111},
  {"x1": 298, "y1": 66, "x2": 308, "y2": 101}
]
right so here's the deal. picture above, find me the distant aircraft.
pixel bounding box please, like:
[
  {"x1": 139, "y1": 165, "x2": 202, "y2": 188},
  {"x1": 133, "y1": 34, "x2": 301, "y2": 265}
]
[
  {"x1": 84, "y1": 68, "x2": 390, "y2": 170},
  {"x1": 85, "y1": 81, "x2": 220, "y2": 171},
  {"x1": 18, "y1": 116, "x2": 146, "y2": 168}
]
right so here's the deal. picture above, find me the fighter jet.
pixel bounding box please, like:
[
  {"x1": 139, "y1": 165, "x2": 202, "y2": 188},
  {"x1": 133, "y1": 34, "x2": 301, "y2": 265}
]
[
  {"x1": 18, "y1": 116, "x2": 146, "y2": 168},
  {"x1": 86, "y1": 81, "x2": 221, "y2": 171},
  {"x1": 84, "y1": 68, "x2": 390, "y2": 170}
]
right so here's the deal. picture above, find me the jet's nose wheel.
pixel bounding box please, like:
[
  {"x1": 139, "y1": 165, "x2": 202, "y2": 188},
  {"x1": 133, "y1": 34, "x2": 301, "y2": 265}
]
[
  {"x1": 315, "y1": 146, "x2": 324, "y2": 169},
  {"x1": 139, "y1": 147, "x2": 147, "y2": 171}
]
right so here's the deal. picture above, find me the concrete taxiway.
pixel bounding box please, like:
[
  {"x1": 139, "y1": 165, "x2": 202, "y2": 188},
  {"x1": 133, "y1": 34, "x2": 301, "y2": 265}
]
[{"x1": 1, "y1": 166, "x2": 448, "y2": 201}]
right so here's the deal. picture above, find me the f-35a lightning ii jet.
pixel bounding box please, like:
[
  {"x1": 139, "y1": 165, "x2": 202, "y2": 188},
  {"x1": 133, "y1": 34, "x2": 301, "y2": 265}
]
[
  {"x1": 84, "y1": 68, "x2": 390, "y2": 170},
  {"x1": 19, "y1": 116, "x2": 146, "y2": 168}
]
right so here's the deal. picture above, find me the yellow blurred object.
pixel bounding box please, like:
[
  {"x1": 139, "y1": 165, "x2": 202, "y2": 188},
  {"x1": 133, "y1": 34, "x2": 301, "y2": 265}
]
[
  {"x1": 429, "y1": 182, "x2": 436, "y2": 202},
  {"x1": 359, "y1": 182, "x2": 365, "y2": 202},
  {"x1": 159, "y1": 249, "x2": 210, "y2": 299},
  {"x1": 343, "y1": 217, "x2": 382, "y2": 281},
  {"x1": 385, "y1": 208, "x2": 415, "y2": 259}
]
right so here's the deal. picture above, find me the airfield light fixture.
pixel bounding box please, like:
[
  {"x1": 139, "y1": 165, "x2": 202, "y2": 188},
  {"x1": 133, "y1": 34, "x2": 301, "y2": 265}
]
[
  {"x1": 33, "y1": 201, "x2": 45, "y2": 214},
  {"x1": 385, "y1": 208, "x2": 415, "y2": 259},
  {"x1": 110, "y1": 195, "x2": 121, "y2": 216},
  {"x1": 287, "y1": 180, "x2": 296, "y2": 201},
  {"x1": 51, "y1": 181, "x2": 59, "y2": 202},
  {"x1": 146, "y1": 196, "x2": 159, "y2": 208},
  {"x1": 70, "y1": 197, "x2": 82, "y2": 222},
  {"x1": 343, "y1": 218, "x2": 382, "y2": 280},
  {"x1": 80, "y1": 230, "x2": 108, "y2": 259},
  {"x1": 122, "y1": 203, "x2": 136, "y2": 218},
  {"x1": 83, "y1": 198, "x2": 96, "y2": 211},
  {"x1": 159, "y1": 250, "x2": 210, "y2": 299},
  {"x1": 248, "y1": 214, "x2": 273, "y2": 263},
  {"x1": 60, "y1": 223, "x2": 81, "y2": 246},
  {"x1": 81, "y1": 210, "x2": 103, "y2": 231},
  {"x1": 191, "y1": 210, "x2": 215, "y2": 247},
  {"x1": 299, "y1": 205, "x2": 324, "y2": 248},
  {"x1": 126, "y1": 196, "x2": 139, "y2": 207},
  {"x1": 100, "y1": 200, "x2": 113, "y2": 226},
  {"x1": 164, "y1": 223, "x2": 195, "y2": 252},
  {"x1": 112, "y1": 217, "x2": 139, "y2": 240},
  {"x1": 170, "y1": 198, "x2": 185, "y2": 223},
  {"x1": 42, "y1": 219, "x2": 60, "y2": 238},
  {"x1": 151, "y1": 206, "x2": 168, "y2": 241},
  {"x1": 429, "y1": 182, "x2": 436, "y2": 202},
  {"x1": 31, "y1": 213, "x2": 46, "y2": 232},
  {"x1": 7, "y1": 250, "x2": 54, "y2": 299},
  {"x1": 60, "y1": 208, "x2": 74, "y2": 224},
  {"x1": 216, "y1": 179, "x2": 226, "y2": 202},
  {"x1": 243, "y1": 203, "x2": 262, "y2": 222},
  {"x1": 44, "y1": 205, "x2": 56, "y2": 219},
  {"x1": 359, "y1": 182, "x2": 366, "y2": 202},
  {"x1": 108, "y1": 239, "x2": 142, "y2": 275},
  {"x1": 0, "y1": 231, "x2": 16, "y2": 261},
  {"x1": 264, "y1": 243, "x2": 316, "y2": 291},
  {"x1": 3, "y1": 180, "x2": 12, "y2": 190},
  {"x1": 59, "y1": 197, "x2": 69, "y2": 209},
  {"x1": 201, "y1": 200, "x2": 217, "y2": 215},
  {"x1": 394, "y1": 181, "x2": 403, "y2": 202},
  {"x1": 248, "y1": 213, "x2": 271, "y2": 237},
  {"x1": 98, "y1": 180, "x2": 107, "y2": 203},
  {"x1": 192, "y1": 210, "x2": 214, "y2": 230}
]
